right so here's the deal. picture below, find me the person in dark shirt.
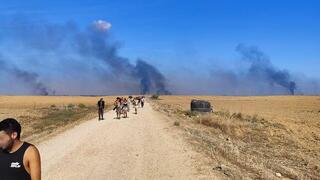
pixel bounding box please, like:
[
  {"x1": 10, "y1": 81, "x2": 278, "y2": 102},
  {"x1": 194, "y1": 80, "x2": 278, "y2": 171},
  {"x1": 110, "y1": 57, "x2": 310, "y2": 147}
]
[
  {"x1": 141, "y1": 96, "x2": 145, "y2": 108},
  {"x1": 97, "y1": 98, "x2": 105, "y2": 120},
  {"x1": 0, "y1": 118, "x2": 41, "y2": 180}
]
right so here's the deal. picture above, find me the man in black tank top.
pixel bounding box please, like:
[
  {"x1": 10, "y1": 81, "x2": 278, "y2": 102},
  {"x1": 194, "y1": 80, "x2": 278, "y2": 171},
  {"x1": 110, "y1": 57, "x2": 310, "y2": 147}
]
[{"x1": 0, "y1": 118, "x2": 41, "y2": 180}]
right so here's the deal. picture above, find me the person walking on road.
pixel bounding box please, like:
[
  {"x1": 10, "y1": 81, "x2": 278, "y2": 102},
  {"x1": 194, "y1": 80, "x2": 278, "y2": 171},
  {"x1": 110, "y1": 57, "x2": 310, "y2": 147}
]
[{"x1": 97, "y1": 98, "x2": 105, "y2": 120}]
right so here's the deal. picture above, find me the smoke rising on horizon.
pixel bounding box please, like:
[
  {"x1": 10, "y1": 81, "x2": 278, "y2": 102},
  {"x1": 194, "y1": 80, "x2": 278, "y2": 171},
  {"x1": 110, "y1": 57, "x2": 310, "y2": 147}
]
[
  {"x1": 236, "y1": 44, "x2": 296, "y2": 95},
  {"x1": 0, "y1": 16, "x2": 318, "y2": 96},
  {"x1": 0, "y1": 56, "x2": 49, "y2": 95},
  {"x1": 201, "y1": 44, "x2": 300, "y2": 96},
  {"x1": 168, "y1": 44, "x2": 319, "y2": 96},
  {"x1": 0, "y1": 16, "x2": 170, "y2": 95}
]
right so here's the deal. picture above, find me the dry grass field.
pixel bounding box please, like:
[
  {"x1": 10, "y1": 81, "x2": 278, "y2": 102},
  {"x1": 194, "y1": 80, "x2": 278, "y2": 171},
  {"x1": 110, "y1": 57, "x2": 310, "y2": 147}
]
[
  {"x1": 1, "y1": 95, "x2": 319, "y2": 179},
  {"x1": 0, "y1": 96, "x2": 116, "y2": 141},
  {"x1": 149, "y1": 96, "x2": 320, "y2": 179}
]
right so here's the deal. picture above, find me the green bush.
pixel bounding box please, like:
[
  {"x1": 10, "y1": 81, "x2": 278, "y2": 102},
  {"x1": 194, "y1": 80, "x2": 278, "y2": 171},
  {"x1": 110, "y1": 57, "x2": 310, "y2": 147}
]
[
  {"x1": 151, "y1": 94, "x2": 159, "y2": 99},
  {"x1": 67, "y1": 103, "x2": 75, "y2": 109},
  {"x1": 78, "y1": 103, "x2": 86, "y2": 109}
]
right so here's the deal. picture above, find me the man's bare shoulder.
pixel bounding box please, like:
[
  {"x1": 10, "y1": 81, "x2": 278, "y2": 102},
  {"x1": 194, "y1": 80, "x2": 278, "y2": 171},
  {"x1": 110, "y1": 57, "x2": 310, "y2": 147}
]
[{"x1": 25, "y1": 144, "x2": 40, "y2": 160}]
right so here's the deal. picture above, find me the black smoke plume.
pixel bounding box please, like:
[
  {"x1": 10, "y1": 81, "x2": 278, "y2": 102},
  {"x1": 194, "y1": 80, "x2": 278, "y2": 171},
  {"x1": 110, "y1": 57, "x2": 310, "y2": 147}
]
[
  {"x1": 0, "y1": 16, "x2": 170, "y2": 95},
  {"x1": 0, "y1": 56, "x2": 49, "y2": 95},
  {"x1": 73, "y1": 24, "x2": 170, "y2": 95},
  {"x1": 135, "y1": 60, "x2": 171, "y2": 95},
  {"x1": 236, "y1": 44, "x2": 296, "y2": 95}
]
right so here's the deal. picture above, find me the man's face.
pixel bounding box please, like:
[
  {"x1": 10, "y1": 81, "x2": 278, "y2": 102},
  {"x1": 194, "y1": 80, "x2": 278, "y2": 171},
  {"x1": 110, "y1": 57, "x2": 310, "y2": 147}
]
[{"x1": 0, "y1": 131, "x2": 15, "y2": 150}]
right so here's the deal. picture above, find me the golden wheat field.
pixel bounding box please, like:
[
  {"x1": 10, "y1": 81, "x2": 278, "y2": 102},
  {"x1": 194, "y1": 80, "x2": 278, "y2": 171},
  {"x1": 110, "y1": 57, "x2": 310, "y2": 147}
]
[
  {"x1": 0, "y1": 96, "x2": 117, "y2": 109},
  {"x1": 0, "y1": 96, "x2": 116, "y2": 140},
  {"x1": 156, "y1": 96, "x2": 320, "y2": 139},
  {"x1": 150, "y1": 95, "x2": 320, "y2": 178}
]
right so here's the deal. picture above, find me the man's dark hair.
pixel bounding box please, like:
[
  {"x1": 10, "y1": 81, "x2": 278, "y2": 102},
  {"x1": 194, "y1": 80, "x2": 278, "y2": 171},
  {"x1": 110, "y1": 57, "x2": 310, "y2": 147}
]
[{"x1": 0, "y1": 118, "x2": 21, "y2": 139}]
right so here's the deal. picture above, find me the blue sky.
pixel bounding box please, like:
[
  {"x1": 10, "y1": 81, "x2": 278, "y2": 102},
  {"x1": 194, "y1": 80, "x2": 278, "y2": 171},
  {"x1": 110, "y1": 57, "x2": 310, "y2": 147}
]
[
  {"x1": 0, "y1": 0, "x2": 320, "y2": 94},
  {"x1": 0, "y1": 0, "x2": 319, "y2": 78}
]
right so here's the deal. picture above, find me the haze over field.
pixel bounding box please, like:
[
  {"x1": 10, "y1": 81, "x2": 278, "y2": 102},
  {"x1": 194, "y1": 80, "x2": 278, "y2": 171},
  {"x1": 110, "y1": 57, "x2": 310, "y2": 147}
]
[{"x1": 0, "y1": 1, "x2": 319, "y2": 96}]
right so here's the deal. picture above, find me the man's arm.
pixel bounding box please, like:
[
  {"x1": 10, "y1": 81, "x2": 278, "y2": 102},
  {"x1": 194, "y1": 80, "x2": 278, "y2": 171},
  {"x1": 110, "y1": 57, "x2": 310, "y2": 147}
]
[{"x1": 26, "y1": 145, "x2": 41, "y2": 180}]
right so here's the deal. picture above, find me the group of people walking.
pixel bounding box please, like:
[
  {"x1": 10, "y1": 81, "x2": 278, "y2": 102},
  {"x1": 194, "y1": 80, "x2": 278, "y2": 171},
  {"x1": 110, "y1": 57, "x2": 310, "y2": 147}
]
[{"x1": 97, "y1": 96, "x2": 145, "y2": 120}]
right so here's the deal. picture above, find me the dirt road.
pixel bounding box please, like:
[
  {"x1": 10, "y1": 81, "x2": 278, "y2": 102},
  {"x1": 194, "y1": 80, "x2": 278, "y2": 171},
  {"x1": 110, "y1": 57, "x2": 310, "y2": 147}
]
[{"x1": 37, "y1": 102, "x2": 214, "y2": 180}]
